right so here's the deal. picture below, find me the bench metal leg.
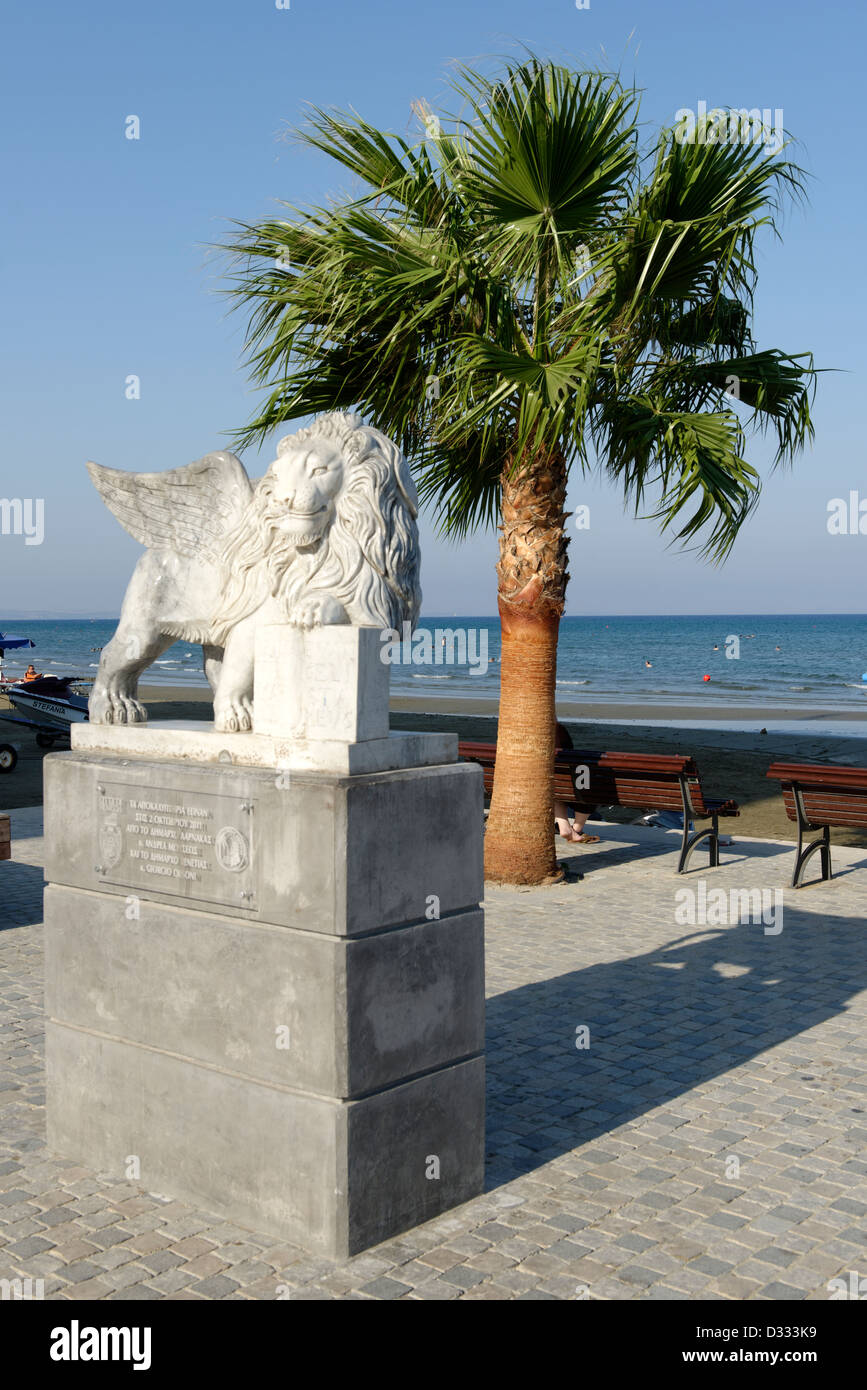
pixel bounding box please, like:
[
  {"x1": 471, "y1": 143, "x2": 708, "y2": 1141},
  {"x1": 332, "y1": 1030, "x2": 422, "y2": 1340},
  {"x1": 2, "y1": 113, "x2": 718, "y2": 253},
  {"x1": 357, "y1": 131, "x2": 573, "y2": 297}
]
[
  {"x1": 793, "y1": 822, "x2": 831, "y2": 889},
  {"x1": 708, "y1": 812, "x2": 719, "y2": 869},
  {"x1": 678, "y1": 815, "x2": 719, "y2": 874},
  {"x1": 677, "y1": 773, "x2": 721, "y2": 873}
]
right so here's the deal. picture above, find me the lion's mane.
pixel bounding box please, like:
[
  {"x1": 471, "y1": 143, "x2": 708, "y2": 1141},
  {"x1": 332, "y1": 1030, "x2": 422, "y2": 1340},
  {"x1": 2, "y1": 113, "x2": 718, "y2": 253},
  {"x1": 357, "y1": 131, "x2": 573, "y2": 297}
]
[{"x1": 209, "y1": 413, "x2": 421, "y2": 646}]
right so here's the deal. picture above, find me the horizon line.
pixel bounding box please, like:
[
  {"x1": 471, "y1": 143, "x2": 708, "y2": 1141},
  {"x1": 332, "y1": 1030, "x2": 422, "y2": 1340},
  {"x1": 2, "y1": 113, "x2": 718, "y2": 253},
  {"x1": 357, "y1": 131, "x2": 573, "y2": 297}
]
[{"x1": 6, "y1": 610, "x2": 867, "y2": 623}]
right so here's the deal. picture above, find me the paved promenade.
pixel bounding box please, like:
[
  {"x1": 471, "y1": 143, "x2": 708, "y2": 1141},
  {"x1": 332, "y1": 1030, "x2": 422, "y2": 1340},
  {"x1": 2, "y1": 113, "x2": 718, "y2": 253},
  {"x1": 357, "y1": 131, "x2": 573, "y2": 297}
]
[{"x1": 2, "y1": 806, "x2": 866, "y2": 1300}]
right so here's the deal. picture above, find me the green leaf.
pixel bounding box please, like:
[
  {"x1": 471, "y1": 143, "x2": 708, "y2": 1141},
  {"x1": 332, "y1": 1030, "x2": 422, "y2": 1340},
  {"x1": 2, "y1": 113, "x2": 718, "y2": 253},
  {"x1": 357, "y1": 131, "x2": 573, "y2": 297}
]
[{"x1": 219, "y1": 52, "x2": 817, "y2": 552}]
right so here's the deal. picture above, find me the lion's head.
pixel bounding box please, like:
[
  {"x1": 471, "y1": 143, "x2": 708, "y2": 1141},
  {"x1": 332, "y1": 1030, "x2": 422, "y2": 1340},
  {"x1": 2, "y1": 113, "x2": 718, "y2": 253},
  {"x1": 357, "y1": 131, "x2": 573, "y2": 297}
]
[{"x1": 211, "y1": 413, "x2": 421, "y2": 644}]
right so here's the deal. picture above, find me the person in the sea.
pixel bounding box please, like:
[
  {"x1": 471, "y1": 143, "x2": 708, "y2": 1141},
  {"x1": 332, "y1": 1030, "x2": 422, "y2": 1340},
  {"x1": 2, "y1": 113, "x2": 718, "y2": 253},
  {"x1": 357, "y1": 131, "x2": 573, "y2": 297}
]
[{"x1": 553, "y1": 721, "x2": 601, "y2": 844}]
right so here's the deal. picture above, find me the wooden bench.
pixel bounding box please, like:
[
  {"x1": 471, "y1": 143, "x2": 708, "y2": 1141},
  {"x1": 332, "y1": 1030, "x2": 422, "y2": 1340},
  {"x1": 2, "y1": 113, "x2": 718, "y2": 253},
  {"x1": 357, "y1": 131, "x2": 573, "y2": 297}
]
[
  {"x1": 0, "y1": 813, "x2": 10, "y2": 862},
  {"x1": 458, "y1": 742, "x2": 739, "y2": 873},
  {"x1": 767, "y1": 761, "x2": 867, "y2": 887}
]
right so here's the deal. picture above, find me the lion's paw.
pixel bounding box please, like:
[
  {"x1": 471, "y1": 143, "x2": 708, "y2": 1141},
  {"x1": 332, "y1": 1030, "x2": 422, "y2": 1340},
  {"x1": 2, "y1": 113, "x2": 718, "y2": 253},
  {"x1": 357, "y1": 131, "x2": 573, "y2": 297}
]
[
  {"x1": 89, "y1": 690, "x2": 148, "y2": 726},
  {"x1": 288, "y1": 596, "x2": 347, "y2": 629},
  {"x1": 214, "y1": 695, "x2": 253, "y2": 733}
]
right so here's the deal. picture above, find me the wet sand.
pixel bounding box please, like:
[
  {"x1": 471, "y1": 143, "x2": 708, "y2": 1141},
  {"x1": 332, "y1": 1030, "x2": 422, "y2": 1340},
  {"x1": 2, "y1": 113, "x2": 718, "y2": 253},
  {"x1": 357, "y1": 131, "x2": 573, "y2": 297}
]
[
  {"x1": 398, "y1": 695, "x2": 867, "y2": 725},
  {"x1": 3, "y1": 683, "x2": 867, "y2": 847},
  {"x1": 128, "y1": 684, "x2": 867, "y2": 726}
]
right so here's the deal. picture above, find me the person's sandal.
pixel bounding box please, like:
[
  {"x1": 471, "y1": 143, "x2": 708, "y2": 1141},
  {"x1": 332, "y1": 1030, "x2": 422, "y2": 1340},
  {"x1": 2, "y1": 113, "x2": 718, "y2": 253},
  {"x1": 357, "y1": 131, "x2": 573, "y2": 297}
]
[{"x1": 572, "y1": 833, "x2": 601, "y2": 844}]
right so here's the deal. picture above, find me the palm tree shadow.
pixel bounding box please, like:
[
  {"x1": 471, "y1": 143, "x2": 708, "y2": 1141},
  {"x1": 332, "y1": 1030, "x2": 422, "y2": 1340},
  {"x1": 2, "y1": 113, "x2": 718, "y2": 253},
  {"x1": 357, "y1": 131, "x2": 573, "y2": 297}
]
[{"x1": 484, "y1": 897, "x2": 867, "y2": 1188}]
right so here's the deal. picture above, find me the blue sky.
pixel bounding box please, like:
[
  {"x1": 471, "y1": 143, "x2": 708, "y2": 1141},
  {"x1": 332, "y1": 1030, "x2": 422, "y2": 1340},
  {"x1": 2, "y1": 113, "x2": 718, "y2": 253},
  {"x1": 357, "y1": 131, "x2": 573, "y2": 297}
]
[{"x1": 1, "y1": 0, "x2": 863, "y2": 616}]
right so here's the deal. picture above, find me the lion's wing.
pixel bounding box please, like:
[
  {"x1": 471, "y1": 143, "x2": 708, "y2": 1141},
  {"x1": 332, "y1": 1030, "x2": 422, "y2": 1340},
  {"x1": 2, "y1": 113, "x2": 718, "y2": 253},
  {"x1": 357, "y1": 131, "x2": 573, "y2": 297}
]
[{"x1": 87, "y1": 451, "x2": 253, "y2": 565}]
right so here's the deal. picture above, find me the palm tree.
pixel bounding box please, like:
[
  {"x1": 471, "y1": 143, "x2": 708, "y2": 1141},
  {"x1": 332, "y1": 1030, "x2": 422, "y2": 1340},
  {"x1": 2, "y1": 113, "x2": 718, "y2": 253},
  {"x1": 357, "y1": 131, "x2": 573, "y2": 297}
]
[{"x1": 222, "y1": 57, "x2": 816, "y2": 885}]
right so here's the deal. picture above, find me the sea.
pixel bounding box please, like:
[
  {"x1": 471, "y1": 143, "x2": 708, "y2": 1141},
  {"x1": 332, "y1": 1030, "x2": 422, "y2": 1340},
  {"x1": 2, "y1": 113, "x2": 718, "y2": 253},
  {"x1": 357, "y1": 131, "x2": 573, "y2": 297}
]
[{"x1": 4, "y1": 614, "x2": 867, "y2": 720}]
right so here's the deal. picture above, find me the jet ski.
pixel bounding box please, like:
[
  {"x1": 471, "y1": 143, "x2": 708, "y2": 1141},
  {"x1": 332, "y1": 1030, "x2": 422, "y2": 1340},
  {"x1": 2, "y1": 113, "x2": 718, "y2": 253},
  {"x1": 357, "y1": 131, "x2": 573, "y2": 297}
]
[
  {"x1": 0, "y1": 636, "x2": 91, "y2": 767},
  {"x1": 6, "y1": 676, "x2": 90, "y2": 729}
]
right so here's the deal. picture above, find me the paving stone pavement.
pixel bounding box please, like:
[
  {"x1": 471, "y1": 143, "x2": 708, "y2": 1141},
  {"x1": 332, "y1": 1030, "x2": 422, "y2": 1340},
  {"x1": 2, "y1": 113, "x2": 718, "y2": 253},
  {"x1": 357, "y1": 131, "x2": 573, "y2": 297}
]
[{"x1": 2, "y1": 804, "x2": 866, "y2": 1301}]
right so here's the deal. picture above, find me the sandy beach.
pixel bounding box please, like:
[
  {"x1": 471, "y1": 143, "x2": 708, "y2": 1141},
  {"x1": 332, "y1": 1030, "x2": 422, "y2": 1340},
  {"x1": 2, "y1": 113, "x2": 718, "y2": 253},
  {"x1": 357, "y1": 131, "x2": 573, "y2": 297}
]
[
  {"x1": 398, "y1": 696, "x2": 867, "y2": 725},
  {"x1": 1, "y1": 682, "x2": 866, "y2": 846}
]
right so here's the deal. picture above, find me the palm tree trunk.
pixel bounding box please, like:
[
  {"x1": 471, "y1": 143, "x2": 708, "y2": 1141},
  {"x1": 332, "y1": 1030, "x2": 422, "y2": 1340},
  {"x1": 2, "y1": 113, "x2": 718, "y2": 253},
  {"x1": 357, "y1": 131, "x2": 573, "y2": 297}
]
[{"x1": 484, "y1": 449, "x2": 569, "y2": 885}]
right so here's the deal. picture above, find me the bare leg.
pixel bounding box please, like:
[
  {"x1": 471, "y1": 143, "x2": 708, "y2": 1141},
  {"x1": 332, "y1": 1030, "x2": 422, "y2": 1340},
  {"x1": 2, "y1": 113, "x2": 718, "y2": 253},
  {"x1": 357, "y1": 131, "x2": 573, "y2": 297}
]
[
  {"x1": 554, "y1": 804, "x2": 599, "y2": 843},
  {"x1": 570, "y1": 812, "x2": 600, "y2": 844}
]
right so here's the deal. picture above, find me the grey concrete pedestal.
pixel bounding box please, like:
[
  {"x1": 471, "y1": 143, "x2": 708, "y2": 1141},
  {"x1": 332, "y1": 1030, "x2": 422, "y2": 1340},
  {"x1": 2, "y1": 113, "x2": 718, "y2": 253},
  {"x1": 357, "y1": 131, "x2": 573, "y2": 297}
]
[{"x1": 44, "y1": 747, "x2": 485, "y2": 1256}]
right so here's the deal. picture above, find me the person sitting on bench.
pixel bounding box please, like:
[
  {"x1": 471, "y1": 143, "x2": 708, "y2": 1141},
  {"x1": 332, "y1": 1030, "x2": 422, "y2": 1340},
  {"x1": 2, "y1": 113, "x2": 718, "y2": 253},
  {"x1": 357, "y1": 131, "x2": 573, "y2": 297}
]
[{"x1": 554, "y1": 721, "x2": 600, "y2": 845}]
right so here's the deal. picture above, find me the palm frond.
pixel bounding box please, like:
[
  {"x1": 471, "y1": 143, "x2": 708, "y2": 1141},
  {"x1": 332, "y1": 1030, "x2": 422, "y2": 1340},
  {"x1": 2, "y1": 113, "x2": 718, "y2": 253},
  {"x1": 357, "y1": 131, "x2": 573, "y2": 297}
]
[{"x1": 220, "y1": 53, "x2": 818, "y2": 560}]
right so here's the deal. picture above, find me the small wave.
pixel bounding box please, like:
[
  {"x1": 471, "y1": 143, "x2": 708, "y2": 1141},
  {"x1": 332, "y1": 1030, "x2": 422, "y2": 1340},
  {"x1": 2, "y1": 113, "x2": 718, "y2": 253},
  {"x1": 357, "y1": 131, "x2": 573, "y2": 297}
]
[
  {"x1": 844, "y1": 683, "x2": 867, "y2": 691},
  {"x1": 557, "y1": 679, "x2": 590, "y2": 686},
  {"x1": 412, "y1": 673, "x2": 452, "y2": 680}
]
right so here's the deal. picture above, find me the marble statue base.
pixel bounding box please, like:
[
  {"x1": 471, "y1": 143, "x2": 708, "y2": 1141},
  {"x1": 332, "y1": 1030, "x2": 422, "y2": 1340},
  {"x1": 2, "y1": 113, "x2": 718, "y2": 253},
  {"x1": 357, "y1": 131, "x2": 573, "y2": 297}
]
[
  {"x1": 43, "y1": 745, "x2": 485, "y2": 1256},
  {"x1": 72, "y1": 721, "x2": 456, "y2": 776}
]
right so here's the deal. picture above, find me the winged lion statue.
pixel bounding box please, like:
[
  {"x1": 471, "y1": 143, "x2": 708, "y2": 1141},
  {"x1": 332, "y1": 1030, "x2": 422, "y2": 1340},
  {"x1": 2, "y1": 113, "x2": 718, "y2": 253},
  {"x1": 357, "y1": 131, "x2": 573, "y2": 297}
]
[{"x1": 87, "y1": 412, "x2": 421, "y2": 732}]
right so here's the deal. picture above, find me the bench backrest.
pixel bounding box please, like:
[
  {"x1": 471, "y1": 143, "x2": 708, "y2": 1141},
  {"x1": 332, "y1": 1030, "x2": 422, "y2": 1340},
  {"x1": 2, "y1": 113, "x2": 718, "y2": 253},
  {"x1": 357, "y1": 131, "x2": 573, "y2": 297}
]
[
  {"x1": 457, "y1": 742, "x2": 709, "y2": 814},
  {"x1": 0, "y1": 813, "x2": 10, "y2": 862},
  {"x1": 767, "y1": 761, "x2": 867, "y2": 829},
  {"x1": 457, "y1": 742, "x2": 578, "y2": 802}
]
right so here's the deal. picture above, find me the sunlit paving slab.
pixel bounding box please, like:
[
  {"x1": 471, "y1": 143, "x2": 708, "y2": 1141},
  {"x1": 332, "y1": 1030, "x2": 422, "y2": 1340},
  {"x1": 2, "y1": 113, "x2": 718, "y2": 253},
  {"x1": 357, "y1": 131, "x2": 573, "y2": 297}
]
[{"x1": 2, "y1": 807, "x2": 866, "y2": 1300}]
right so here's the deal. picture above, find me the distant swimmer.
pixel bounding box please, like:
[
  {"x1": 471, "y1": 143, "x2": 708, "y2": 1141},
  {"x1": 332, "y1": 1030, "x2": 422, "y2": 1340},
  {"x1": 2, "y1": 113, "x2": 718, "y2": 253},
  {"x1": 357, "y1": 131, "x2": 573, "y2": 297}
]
[
  {"x1": 775, "y1": 645, "x2": 781, "y2": 651},
  {"x1": 645, "y1": 659, "x2": 652, "y2": 668},
  {"x1": 713, "y1": 645, "x2": 718, "y2": 651}
]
